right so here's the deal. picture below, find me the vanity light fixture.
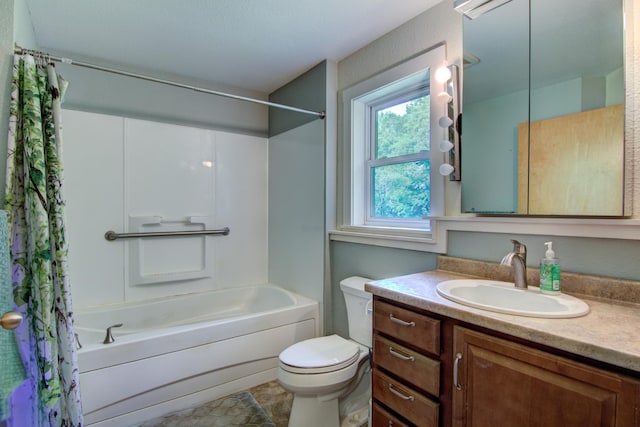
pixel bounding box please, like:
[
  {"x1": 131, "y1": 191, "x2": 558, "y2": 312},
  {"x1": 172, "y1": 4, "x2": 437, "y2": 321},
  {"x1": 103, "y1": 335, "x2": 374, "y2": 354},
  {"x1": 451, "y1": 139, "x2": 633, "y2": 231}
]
[
  {"x1": 439, "y1": 140, "x2": 454, "y2": 153},
  {"x1": 454, "y1": 0, "x2": 513, "y2": 19},
  {"x1": 438, "y1": 116, "x2": 454, "y2": 128},
  {"x1": 436, "y1": 64, "x2": 461, "y2": 180},
  {"x1": 437, "y1": 91, "x2": 453, "y2": 103},
  {"x1": 434, "y1": 65, "x2": 452, "y2": 83},
  {"x1": 439, "y1": 163, "x2": 455, "y2": 176}
]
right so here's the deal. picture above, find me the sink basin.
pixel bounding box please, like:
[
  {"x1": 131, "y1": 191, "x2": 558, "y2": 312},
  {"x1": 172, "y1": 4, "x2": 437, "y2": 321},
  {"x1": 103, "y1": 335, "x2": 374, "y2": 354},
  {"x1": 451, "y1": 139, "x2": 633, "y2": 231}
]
[{"x1": 436, "y1": 279, "x2": 590, "y2": 318}]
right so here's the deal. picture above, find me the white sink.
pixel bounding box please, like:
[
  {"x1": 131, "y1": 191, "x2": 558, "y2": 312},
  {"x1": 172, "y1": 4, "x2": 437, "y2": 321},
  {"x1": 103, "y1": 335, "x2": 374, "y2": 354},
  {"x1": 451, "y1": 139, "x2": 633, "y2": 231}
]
[{"x1": 436, "y1": 279, "x2": 590, "y2": 318}]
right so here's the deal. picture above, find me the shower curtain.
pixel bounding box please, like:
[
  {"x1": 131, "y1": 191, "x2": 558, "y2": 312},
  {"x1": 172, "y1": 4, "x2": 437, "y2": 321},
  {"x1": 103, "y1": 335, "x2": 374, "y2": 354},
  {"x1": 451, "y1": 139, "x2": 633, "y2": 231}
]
[{"x1": 4, "y1": 54, "x2": 83, "y2": 426}]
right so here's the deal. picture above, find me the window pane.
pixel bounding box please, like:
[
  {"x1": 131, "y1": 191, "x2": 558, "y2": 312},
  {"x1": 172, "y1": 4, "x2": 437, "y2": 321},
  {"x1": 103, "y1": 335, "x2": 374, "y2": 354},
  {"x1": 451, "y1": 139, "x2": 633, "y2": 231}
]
[
  {"x1": 375, "y1": 94, "x2": 430, "y2": 159},
  {"x1": 372, "y1": 161, "x2": 430, "y2": 218}
]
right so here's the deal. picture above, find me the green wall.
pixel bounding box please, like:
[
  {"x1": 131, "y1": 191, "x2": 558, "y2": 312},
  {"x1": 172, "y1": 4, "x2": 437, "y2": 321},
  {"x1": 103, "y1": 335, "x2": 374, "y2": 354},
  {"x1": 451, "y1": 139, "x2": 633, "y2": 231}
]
[
  {"x1": 448, "y1": 231, "x2": 640, "y2": 281},
  {"x1": 329, "y1": 241, "x2": 437, "y2": 337},
  {"x1": 269, "y1": 61, "x2": 327, "y2": 138},
  {"x1": 268, "y1": 61, "x2": 328, "y2": 328}
]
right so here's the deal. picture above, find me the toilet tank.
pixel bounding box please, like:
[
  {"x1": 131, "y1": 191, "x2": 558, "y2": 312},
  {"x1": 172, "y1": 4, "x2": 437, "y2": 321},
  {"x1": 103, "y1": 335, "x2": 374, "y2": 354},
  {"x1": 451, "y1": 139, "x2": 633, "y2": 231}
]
[{"x1": 340, "y1": 276, "x2": 373, "y2": 348}]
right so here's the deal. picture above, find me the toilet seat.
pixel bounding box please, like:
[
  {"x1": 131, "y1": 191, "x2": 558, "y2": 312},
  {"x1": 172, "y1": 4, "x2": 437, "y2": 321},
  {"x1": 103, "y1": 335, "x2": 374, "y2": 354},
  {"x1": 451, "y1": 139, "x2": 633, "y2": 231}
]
[{"x1": 279, "y1": 335, "x2": 361, "y2": 374}]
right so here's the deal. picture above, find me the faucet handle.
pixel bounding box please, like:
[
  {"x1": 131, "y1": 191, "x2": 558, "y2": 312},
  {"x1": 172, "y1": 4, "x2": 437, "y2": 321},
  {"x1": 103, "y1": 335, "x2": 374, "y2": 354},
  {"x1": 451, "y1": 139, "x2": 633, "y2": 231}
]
[{"x1": 103, "y1": 323, "x2": 123, "y2": 344}]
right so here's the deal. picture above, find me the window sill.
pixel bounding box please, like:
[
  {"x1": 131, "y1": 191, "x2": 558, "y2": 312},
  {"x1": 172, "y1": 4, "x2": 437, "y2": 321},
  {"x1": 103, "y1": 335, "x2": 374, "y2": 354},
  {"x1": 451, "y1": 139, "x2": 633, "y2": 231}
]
[{"x1": 329, "y1": 225, "x2": 446, "y2": 253}]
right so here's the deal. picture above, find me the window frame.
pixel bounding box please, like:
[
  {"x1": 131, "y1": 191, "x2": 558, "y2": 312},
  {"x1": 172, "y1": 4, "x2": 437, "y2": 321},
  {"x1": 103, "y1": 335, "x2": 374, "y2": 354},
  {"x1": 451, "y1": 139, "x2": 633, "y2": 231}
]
[{"x1": 338, "y1": 44, "x2": 448, "y2": 244}]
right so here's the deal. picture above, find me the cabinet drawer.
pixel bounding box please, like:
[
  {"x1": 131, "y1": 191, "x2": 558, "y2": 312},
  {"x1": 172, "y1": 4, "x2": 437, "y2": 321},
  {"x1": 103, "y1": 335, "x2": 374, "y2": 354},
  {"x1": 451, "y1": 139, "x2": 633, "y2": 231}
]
[
  {"x1": 374, "y1": 333, "x2": 440, "y2": 396},
  {"x1": 373, "y1": 369, "x2": 439, "y2": 427},
  {"x1": 374, "y1": 299, "x2": 440, "y2": 355},
  {"x1": 372, "y1": 402, "x2": 411, "y2": 427}
]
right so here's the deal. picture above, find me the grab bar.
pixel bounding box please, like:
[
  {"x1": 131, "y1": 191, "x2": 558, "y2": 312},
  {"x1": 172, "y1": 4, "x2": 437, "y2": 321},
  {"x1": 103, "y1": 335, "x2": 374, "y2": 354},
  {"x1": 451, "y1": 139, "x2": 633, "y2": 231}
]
[{"x1": 104, "y1": 227, "x2": 230, "y2": 241}]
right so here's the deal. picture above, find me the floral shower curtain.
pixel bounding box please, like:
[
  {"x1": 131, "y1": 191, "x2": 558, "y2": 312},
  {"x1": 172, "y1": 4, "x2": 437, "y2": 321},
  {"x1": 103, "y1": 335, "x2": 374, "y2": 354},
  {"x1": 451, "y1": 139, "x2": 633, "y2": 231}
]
[{"x1": 4, "y1": 54, "x2": 83, "y2": 426}]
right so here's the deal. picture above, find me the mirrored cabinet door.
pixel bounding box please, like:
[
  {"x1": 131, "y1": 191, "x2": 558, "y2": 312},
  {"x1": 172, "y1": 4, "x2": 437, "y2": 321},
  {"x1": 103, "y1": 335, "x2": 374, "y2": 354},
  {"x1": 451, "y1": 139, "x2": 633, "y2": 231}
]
[
  {"x1": 460, "y1": 0, "x2": 625, "y2": 216},
  {"x1": 460, "y1": 0, "x2": 529, "y2": 214}
]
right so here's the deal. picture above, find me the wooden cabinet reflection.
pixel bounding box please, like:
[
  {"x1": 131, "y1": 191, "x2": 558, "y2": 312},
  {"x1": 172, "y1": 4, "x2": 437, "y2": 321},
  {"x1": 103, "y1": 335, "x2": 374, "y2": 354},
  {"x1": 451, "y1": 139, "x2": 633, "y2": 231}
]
[{"x1": 517, "y1": 104, "x2": 624, "y2": 215}]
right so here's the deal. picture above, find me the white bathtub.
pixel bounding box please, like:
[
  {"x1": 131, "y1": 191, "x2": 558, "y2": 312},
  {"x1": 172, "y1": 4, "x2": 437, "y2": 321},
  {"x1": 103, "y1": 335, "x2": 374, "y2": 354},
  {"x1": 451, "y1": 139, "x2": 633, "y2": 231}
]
[{"x1": 74, "y1": 285, "x2": 319, "y2": 426}]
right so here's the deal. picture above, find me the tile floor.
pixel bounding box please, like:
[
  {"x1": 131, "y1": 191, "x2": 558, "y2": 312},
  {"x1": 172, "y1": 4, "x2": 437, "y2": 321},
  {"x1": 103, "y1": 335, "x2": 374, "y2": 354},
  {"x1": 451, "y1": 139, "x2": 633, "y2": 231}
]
[
  {"x1": 249, "y1": 381, "x2": 293, "y2": 427},
  {"x1": 135, "y1": 380, "x2": 293, "y2": 427}
]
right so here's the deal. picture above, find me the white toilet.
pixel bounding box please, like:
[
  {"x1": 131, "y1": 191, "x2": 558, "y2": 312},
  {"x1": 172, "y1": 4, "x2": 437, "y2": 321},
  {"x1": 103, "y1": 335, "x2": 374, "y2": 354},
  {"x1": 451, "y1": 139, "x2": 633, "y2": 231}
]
[{"x1": 278, "y1": 276, "x2": 373, "y2": 427}]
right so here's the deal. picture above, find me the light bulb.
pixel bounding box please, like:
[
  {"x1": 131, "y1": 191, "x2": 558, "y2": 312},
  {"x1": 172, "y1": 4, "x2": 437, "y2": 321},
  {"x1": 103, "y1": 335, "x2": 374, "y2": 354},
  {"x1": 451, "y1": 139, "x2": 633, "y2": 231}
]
[
  {"x1": 435, "y1": 66, "x2": 452, "y2": 83},
  {"x1": 439, "y1": 140, "x2": 454, "y2": 152},
  {"x1": 437, "y1": 91, "x2": 453, "y2": 103},
  {"x1": 438, "y1": 116, "x2": 453, "y2": 128},
  {"x1": 439, "y1": 163, "x2": 454, "y2": 176}
]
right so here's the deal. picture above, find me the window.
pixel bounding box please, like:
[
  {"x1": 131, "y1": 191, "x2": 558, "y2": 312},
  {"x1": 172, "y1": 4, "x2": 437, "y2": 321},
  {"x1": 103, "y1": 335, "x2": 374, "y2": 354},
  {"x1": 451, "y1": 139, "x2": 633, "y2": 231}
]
[
  {"x1": 369, "y1": 90, "x2": 431, "y2": 224},
  {"x1": 338, "y1": 45, "x2": 447, "y2": 245}
]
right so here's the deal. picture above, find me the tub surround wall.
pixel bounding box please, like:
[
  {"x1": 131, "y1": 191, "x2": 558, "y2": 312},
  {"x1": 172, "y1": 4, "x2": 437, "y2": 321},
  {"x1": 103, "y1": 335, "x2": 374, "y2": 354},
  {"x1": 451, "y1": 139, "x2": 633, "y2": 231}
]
[{"x1": 64, "y1": 109, "x2": 268, "y2": 308}]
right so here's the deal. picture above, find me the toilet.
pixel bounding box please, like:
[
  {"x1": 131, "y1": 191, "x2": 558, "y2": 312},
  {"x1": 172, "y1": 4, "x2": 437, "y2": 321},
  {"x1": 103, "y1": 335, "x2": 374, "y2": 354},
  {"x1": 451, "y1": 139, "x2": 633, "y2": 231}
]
[{"x1": 278, "y1": 276, "x2": 373, "y2": 427}]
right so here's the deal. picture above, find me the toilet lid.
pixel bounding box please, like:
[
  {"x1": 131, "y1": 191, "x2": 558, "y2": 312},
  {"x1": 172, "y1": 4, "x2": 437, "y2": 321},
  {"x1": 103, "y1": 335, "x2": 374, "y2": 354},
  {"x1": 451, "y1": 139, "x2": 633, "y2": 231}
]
[{"x1": 279, "y1": 335, "x2": 360, "y2": 374}]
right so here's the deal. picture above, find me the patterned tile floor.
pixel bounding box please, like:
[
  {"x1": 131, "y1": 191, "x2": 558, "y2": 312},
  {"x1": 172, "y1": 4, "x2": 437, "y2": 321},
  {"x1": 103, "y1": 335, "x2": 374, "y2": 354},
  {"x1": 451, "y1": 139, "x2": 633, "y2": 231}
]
[
  {"x1": 135, "y1": 381, "x2": 292, "y2": 427},
  {"x1": 249, "y1": 381, "x2": 293, "y2": 427}
]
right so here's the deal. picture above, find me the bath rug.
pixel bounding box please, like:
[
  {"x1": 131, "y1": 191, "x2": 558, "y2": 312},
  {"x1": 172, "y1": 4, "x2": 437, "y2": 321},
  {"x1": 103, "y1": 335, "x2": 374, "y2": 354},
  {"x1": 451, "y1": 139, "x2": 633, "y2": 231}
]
[{"x1": 136, "y1": 391, "x2": 276, "y2": 427}]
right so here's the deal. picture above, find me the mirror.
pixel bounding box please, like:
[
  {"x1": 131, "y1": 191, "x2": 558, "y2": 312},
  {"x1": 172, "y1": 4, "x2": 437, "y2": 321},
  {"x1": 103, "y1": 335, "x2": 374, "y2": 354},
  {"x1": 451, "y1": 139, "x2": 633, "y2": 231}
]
[{"x1": 460, "y1": 0, "x2": 625, "y2": 216}]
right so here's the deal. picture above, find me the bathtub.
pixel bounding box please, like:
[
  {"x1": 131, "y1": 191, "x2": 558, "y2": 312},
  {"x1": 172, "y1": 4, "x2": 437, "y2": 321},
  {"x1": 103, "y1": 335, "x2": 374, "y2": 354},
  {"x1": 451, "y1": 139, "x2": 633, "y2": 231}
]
[{"x1": 74, "y1": 285, "x2": 319, "y2": 427}]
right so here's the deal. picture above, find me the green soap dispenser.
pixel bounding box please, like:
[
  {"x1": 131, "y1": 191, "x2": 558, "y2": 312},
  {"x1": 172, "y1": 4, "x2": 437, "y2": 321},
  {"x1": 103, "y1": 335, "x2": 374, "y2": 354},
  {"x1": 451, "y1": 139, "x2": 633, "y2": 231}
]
[{"x1": 540, "y1": 241, "x2": 561, "y2": 294}]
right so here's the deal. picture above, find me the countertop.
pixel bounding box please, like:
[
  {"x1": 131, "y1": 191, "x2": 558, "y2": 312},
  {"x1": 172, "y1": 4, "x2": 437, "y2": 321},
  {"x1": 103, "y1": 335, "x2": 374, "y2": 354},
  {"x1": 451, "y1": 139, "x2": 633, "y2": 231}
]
[{"x1": 365, "y1": 268, "x2": 640, "y2": 373}]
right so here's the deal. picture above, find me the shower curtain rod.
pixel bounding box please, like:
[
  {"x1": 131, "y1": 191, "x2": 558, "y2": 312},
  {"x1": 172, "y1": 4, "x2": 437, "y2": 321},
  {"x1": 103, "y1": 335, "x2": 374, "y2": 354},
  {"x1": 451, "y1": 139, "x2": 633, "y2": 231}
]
[{"x1": 14, "y1": 46, "x2": 326, "y2": 119}]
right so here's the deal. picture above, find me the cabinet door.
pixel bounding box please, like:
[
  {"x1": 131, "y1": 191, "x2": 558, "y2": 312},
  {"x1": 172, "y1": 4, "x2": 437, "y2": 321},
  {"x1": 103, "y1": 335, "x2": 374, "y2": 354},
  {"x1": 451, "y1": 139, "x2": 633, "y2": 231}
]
[{"x1": 452, "y1": 326, "x2": 640, "y2": 427}]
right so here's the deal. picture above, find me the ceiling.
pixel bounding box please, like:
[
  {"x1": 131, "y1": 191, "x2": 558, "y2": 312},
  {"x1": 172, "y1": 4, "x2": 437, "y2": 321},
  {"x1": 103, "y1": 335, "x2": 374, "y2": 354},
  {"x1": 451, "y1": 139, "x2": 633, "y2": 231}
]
[{"x1": 24, "y1": 0, "x2": 443, "y2": 94}]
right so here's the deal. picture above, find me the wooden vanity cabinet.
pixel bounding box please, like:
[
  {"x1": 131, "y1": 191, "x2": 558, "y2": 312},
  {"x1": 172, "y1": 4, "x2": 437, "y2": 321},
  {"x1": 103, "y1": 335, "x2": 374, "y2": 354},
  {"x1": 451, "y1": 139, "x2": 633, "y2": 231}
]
[
  {"x1": 452, "y1": 326, "x2": 640, "y2": 427},
  {"x1": 372, "y1": 297, "x2": 449, "y2": 427},
  {"x1": 371, "y1": 296, "x2": 640, "y2": 427}
]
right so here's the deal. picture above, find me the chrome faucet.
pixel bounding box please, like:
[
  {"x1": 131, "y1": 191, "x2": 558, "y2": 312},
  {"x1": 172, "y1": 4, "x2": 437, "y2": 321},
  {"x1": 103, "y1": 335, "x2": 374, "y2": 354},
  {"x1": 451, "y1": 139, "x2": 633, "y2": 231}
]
[{"x1": 500, "y1": 239, "x2": 528, "y2": 289}]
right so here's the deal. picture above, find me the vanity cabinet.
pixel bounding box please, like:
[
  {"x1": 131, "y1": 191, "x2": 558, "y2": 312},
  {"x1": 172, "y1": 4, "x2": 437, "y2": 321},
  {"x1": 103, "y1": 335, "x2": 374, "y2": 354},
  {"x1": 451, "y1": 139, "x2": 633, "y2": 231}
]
[
  {"x1": 371, "y1": 296, "x2": 640, "y2": 426},
  {"x1": 452, "y1": 326, "x2": 640, "y2": 427},
  {"x1": 372, "y1": 298, "x2": 447, "y2": 427}
]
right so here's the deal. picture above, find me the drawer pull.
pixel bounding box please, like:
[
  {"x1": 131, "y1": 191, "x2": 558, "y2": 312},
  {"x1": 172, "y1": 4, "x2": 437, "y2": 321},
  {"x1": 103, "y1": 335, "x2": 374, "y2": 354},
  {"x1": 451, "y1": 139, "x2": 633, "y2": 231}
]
[
  {"x1": 388, "y1": 383, "x2": 414, "y2": 401},
  {"x1": 453, "y1": 352, "x2": 463, "y2": 390},
  {"x1": 389, "y1": 313, "x2": 415, "y2": 327},
  {"x1": 389, "y1": 346, "x2": 415, "y2": 362}
]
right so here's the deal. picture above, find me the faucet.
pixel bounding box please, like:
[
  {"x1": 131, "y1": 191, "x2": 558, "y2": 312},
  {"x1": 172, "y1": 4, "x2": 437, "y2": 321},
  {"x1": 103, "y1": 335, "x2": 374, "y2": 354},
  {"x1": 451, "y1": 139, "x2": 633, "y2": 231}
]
[
  {"x1": 103, "y1": 323, "x2": 123, "y2": 344},
  {"x1": 500, "y1": 239, "x2": 528, "y2": 289}
]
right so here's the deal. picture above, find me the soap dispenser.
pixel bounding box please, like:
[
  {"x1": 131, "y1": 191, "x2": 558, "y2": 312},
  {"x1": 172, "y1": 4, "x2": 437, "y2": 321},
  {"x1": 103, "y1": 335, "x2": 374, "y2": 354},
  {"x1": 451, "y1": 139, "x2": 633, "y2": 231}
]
[{"x1": 540, "y1": 242, "x2": 561, "y2": 294}]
